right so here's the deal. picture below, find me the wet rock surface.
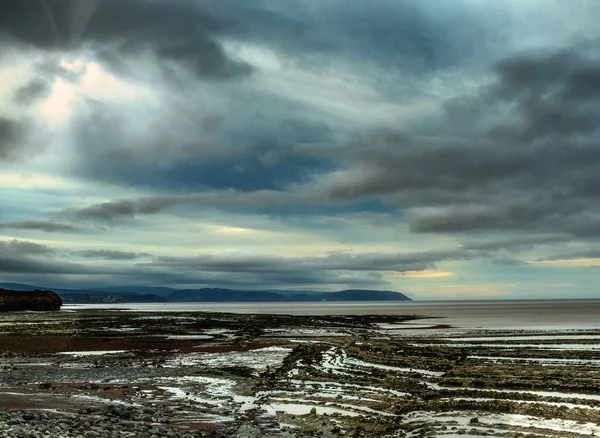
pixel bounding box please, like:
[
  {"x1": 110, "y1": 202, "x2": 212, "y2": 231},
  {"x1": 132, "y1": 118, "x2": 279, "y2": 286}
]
[{"x1": 0, "y1": 309, "x2": 599, "y2": 436}]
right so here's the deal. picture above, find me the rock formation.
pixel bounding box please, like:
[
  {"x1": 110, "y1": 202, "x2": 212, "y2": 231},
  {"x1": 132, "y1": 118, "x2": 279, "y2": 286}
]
[{"x1": 0, "y1": 289, "x2": 62, "y2": 312}]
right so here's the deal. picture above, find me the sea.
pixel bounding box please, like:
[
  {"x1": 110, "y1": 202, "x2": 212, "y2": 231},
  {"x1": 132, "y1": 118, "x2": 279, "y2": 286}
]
[{"x1": 63, "y1": 299, "x2": 600, "y2": 331}]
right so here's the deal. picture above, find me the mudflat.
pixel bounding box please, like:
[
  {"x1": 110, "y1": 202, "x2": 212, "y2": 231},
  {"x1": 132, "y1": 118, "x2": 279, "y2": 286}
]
[{"x1": 0, "y1": 309, "x2": 599, "y2": 437}]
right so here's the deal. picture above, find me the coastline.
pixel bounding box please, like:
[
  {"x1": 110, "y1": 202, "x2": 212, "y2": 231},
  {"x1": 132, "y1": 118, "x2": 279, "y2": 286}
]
[
  {"x1": 0, "y1": 307, "x2": 599, "y2": 437},
  {"x1": 64, "y1": 299, "x2": 600, "y2": 331}
]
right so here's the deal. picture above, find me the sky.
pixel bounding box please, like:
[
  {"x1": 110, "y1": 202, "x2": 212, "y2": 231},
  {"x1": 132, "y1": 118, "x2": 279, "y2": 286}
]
[{"x1": 1, "y1": 0, "x2": 600, "y2": 299}]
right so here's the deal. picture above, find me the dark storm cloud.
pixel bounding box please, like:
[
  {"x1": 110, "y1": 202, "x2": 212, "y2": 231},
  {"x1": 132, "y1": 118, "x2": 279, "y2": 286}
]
[
  {"x1": 117, "y1": 248, "x2": 475, "y2": 289},
  {"x1": 494, "y1": 45, "x2": 600, "y2": 103},
  {"x1": 0, "y1": 256, "x2": 86, "y2": 275},
  {"x1": 0, "y1": 220, "x2": 80, "y2": 233},
  {"x1": 331, "y1": 133, "x2": 530, "y2": 200},
  {"x1": 11, "y1": 79, "x2": 52, "y2": 105},
  {"x1": 67, "y1": 93, "x2": 335, "y2": 192},
  {"x1": 490, "y1": 47, "x2": 600, "y2": 140},
  {"x1": 63, "y1": 189, "x2": 316, "y2": 221},
  {"x1": 0, "y1": 113, "x2": 49, "y2": 161},
  {"x1": 0, "y1": 240, "x2": 111, "y2": 276},
  {"x1": 0, "y1": 239, "x2": 465, "y2": 289},
  {"x1": 0, "y1": 239, "x2": 54, "y2": 256},
  {"x1": 460, "y1": 234, "x2": 570, "y2": 252},
  {"x1": 406, "y1": 201, "x2": 561, "y2": 234},
  {"x1": 0, "y1": 116, "x2": 29, "y2": 161},
  {"x1": 0, "y1": 0, "x2": 251, "y2": 80},
  {"x1": 58, "y1": 42, "x2": 600, "y2": 241},
  {"x1": 149, "y1": 249, "x2": 469, "y2": 274},
  {"x1": 83, "y1": 0, "x2": 251, "y2": 79},
  {"x1": 0, "y1": 240, "x2": 132, "y2": 279},
  {"x1": 66, "y1": 196, "x2": 191, "y2": 221},
  {"x1": 76, "y1": 249, "x2": 140, "y2": 260},
  {"x1": 205, "y1": 0, "x2": 501, "y2": 72},
  {"x1": 3, "y1": 0, "x2": 485, "y2": 193},
  {"x1": 118, "y1": 268, "x2": 388, "y2": 290},
  {"x1": 330, "y1": 43, "x2": 600, "y2": 237}
]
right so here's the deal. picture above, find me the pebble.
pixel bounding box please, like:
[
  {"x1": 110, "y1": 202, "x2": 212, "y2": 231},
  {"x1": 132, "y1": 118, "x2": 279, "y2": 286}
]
[{"x1": 0, "y1": 409, "x2": 194, "y2": 438}]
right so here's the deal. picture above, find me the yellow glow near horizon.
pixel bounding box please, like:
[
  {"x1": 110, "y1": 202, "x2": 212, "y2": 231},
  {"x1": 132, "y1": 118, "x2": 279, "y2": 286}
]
[
  {"x1": 216, "y1": 226, "x2": 251, "y2": 234},
  {"x1": 0, "y1": 172, "x2": 74, "y2": 189},
  {"x1": 531, "y1": 258, "x2": 600, "y2": 267},
  {"x1": 410, "y1": 283, "x2": 517, "y2": 298}
]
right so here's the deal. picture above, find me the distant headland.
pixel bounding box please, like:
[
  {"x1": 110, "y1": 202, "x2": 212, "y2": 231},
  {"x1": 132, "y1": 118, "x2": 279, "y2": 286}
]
[{"x1": 0, "y1": 283, "x2": 411, "y2": 304}]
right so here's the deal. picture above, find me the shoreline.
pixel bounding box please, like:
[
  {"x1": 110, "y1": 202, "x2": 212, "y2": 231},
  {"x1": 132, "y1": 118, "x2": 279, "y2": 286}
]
[
  {"x1": 0, "y1": 309, "x2": 599, "y2": 437},
  {"x1": 63, "y1": 300, "x2": 600, "y2": 331}
]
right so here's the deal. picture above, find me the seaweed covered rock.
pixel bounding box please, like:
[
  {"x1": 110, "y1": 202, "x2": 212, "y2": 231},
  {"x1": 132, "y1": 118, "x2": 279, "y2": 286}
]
[{"x1": 0, "y1": 289, "x2": 62, "y2": 312}]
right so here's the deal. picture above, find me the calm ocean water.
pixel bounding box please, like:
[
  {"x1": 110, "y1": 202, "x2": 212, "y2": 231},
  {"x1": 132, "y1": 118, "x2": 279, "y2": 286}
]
[{"x1": 64, "y1": 299, "x2": 600, "y2": 331}]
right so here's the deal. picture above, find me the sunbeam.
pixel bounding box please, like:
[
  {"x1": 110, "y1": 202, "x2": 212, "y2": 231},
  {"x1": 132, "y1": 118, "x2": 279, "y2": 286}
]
[
  {"x1": 68, "y1": 0, "x2": 102, "y2": 47},
  {"x1": 36, "y1": 0, "x2": 61, "y2": 45}
]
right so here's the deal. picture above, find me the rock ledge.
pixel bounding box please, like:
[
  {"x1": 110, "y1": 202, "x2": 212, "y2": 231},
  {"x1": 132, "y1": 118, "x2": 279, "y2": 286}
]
[{"x1": 0, "y1": 289, "x2": 62, "y2": 312}]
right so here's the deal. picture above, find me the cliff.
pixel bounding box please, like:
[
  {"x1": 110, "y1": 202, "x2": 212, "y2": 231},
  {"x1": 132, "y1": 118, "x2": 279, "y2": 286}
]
[{"x1": 0, "y1": 289, "x2": 62, "y2": 312}]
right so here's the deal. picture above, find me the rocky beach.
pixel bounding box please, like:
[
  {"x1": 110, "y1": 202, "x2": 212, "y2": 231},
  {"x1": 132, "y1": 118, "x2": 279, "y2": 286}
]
[{"x1": 0, "y1": 307, "x2": 599, "y2": 437}]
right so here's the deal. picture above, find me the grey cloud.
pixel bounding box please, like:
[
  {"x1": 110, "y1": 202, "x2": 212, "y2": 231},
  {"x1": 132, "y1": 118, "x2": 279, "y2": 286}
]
[
  {"x1": 493, "y1": 49, "x2": 577, "y2": 97},
  {"x1": 537, "y1": 248, "x2": 600, "y2": 262},
  {"x1": 0, "y1": 115, "x2": 49, "y2": 161},
  {"x1": 72, "y1": 199, "x2": 154, "y2": 221},
  {"x1": 0, "y1": 0, "x2": 251, "y2": 80},
  {"x1": 494, "y1": 45, "x2": 600, "y2": 102},
  {"x1": 63, "y1": 42, "x2": 600, "y2": 240},
  {"x1": 205, "y1": 0, "x2": 510, "y2": 74},
  {"x1": 67, "y1": 93, "x2": 335, "y2": 192},
  {"x1": 67, "y1": 196, "x2": 195, "y2": 221},
  {"x1": 461, "y1": 234, "x2": 570, "y2": 251},
  {"x1": 12, "y1": 79, "x2": 52, "y2": 105},
  {"x1": 487, "y1": 255, "x2": 526, "y2": 266},
  {"x1": 0, "y1": 238, "x2": 475, "y2": 289},
  {"x1": 329, "y1": 43, "x2": 600, "y2": 237},
  {"x1": 406, "y1": 196, "x2": 600, "y2": 237},
  {"x1": 0, "y1": 240, "x2": 112, "y2": 278},
  {"x1": 149, "y1": 249, "x2": 469, "y2": 275},
  {"x1": 489, "y1": 48, "x2": 600, "y2": 140},
  {"x1": 85, "y1": 0, "x2": 251, "y2": 79},
  {"x1": 0, "y1": 241, "x2": 134, "y2": 277},
  {"x1": 0, "y1": 117, "x2": 28, "y2": 161},
  {"x1": 117, "y1": 268, "x2": 389, "y2": 290},
  {"x1": 76, "y1": 250, "x2": 140, "y2": 260},
  {"x1": 0, "y1": 220, "x2": 80, "y2": 233},
  {"x1": 0, "y1": 241, "x2": 78, "y2": 274},
  {"x1": 0, "y1": 244, "x2": 400, "y2": 289},
  {"x1": 118, "y1": 249, "x2": 469, "y2": 289},
  {"x1": 0, "y1": 239, "x2": 55, "y2": 256},
  {"x1": 0, "y1": 257, "x2": 87, "y2": 275},
  {"x1": 406, "y1": 198, "x2": 577, "y2": 234},
  {"x1": 330, "y1": 133, "x2": 530, "y2": 200},
  {"x1": 63, "y1": 189, "x2": 319, "y2": 221}
]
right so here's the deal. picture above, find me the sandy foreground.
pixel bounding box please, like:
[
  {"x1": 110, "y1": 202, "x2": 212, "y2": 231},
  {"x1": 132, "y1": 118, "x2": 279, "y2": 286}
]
[{"x1": 0, "y1": 309, "x2": 599, "y2": 437}]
